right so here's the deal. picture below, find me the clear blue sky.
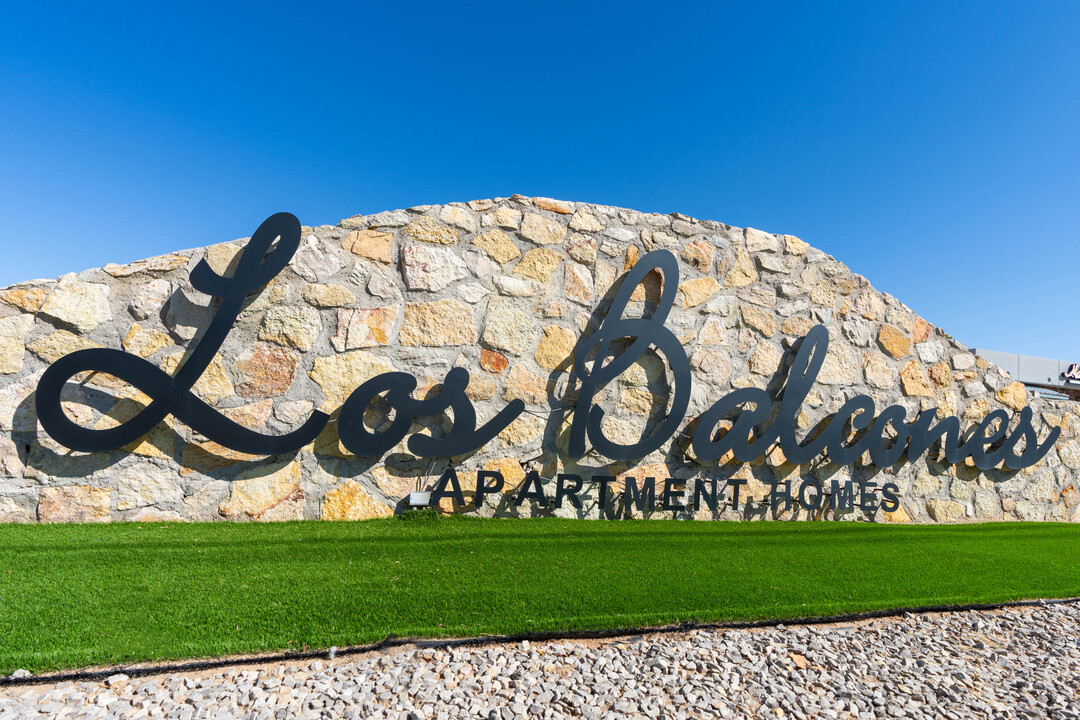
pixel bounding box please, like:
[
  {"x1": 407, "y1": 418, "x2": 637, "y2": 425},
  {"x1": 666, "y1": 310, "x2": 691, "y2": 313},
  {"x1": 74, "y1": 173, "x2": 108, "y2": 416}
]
[{"x1": 1, "y1": 2, "x2": 1078, "y2": 358}]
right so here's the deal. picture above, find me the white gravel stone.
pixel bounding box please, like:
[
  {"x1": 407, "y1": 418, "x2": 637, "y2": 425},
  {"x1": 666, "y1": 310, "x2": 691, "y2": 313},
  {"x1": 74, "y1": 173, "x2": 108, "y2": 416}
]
[{"x1": 4, "y1": 602, "x2": 1080, "y2": 719}]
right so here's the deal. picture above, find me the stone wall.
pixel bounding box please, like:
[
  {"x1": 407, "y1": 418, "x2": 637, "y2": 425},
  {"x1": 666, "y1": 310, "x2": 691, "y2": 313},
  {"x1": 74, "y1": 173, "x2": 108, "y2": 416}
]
[{"x1": 0, "y1": 196, "x2": 1076, "y2": 524}]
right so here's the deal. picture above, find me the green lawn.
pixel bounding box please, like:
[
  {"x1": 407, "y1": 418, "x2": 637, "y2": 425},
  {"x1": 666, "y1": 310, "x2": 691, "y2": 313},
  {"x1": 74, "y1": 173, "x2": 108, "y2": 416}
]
[{"x1": 2, "y1": 516, "x2": 1079, "y2": 673}]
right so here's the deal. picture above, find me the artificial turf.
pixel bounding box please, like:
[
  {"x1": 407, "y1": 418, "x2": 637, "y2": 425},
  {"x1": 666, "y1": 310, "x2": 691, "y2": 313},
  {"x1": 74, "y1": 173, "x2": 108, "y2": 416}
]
[{"x1": 1, "y1": 516, "x2": 1079, "y2": 673}]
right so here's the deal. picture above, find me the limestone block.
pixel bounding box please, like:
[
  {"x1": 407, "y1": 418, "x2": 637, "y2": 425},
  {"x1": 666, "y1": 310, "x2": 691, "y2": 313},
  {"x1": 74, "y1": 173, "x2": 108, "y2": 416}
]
[
  {"x1": 0, "y1": 315, "x2": 33, "y2": 374},
  {"x1": 219, "y1": 460, "x2": 304, "y2": 520},
  {"x1": 401, "y1": 245, "x2": 469, "y2": 292},
  {"x1": 38, "y1": 486, "x2": 111, "y2": 523},
  {"x1": 405, "y1": 216, "x2": 458, "y2": 245},
  {"x1": 331, "y1": 305, "x2": 398, "y2": 351},
  {"x1": 343, "y1": 230, "x2": 394, "y2": 263},
  {"x1": 322, "y1": 480, "x2": 394, "y2": 520},
  {"x1": 472, "y1": 228, "x2": 521, "y2": 265},
  {"x1": 302, "y1": 283, "x2": 355, "y2": 308},
  {"x1": 520, "y1": 213, "x2": 567, "y2": 245},
  {"x1": 567, "y1": 234, "x2": 598, "y2": 265},
  {"x1": 899, "y1": 361, "x2": 934, "y2": 397},
  {"x1": 39, "y1": 274, "x2": 111, "y2": 333},
  {"x1": 725, "y1": 251, "x2": 758, "y2": 288},
  {"x1": 27, "y1": 330, "x2": 103, "y2": 363},
  {"x1": 439, "y1": 205, "x2": 479, "y2": 233},
  {"x1": 0, "y1": 285, "x2": 50, "y2": 313},
  {"x1": 104, "y1": 254, "x2": 189, "y2": 278},
  {"x1": 290, "y1": 235, "x2": 346, "y2": 283},
  {"x1": 258, "y1": 306, "x2": 322, "y2": 352},
  {"x1": 513, "y1": 248, "x2": 563, "y2": 281},
  {"x1": 679, "y1": 278, "x2": 721, "y2": 308},
  {"x1": 569, "y1": 207, "x2": 604, "y2": 232},
  {"x1": 232, "y1": 343, "x2": 299, "y2": 397},
  {"x1": 877, "y1": 325, "x2": 910, "y2": 359},
  {"x1": 483, "y1": 299, "x2": 539, "y2": 355},
  {"x1": 399, "y1": 300, "x2": 476, "y2": 347},
  {"x1": 534, "y1": 325, "x2": 576, "y2": 369},
  {"x1": 309, "y1": 350, "x2": 397, "y2": 410}
]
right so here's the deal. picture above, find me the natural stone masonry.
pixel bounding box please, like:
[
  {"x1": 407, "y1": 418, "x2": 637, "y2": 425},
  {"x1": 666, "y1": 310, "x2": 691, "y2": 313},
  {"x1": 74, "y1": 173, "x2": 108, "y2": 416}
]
[{"x1": 0, "y1": 195, "x2": 1077, "y2": 524}]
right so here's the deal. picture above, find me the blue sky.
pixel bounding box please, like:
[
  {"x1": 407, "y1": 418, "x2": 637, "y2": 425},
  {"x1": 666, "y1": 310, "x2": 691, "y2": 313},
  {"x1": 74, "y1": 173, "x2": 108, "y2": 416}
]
[{"x1": 1, "y1": 2, "x2": 1078, "y2": 358}]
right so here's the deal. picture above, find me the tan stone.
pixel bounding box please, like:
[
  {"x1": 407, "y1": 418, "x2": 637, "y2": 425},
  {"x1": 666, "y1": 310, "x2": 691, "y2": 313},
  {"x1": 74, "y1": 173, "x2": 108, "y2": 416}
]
[
  {"x1": 322, "y1": 480, "x2": 394, "y2": 520},
  {"x1": 564, "y1": 263, "x2": 593, "y2": 305},
  {"x1": 480, "y1": 349, "x2": 509, "y2": 373},
  {"x1": 203, "y1": 243, "x2": 242, "y2": 274},
  {"x1": 520, "y1": 213, "x2": 567, "y2": 245},
  {"x1": 219, "y1": 460, "x2": 304, "y2": 520},
  {"x1": 38, "y1": 274, "x2": 111, "y2": 333},
  {"x1": 741, "y1": 306, "x2": 777, "y2": 336},
  {"x1": 483, "y1": 457, "x2": 527, "y2": 489},
  {"x1": 533, "y1": 197, "x2": 575, "y2": 214},
  {"x1": 258, "y1": 306, "x2": 322, "y2": 352},
  {"x1": 926, "y1": 498, "x2": 965, "y2": 523},
  {"x1": 473, "y1": 228, "x2": 521, "y2": 265},
  {"x1": 912, "y1": 316, "x2": 932, "y2": 344},
  {"x1": 534, "y1": 325, "x2": 576, "y2": 369},
  {"x1": 784, "y1": 235, "x2": 809, "y2": 255},
  {"x1": 862, "y1": 353, "x2": 897, "y2": 389},
  {"x1": 122, "y1": 324, "x2": 173, "y2": 359},
  {"x1": 818, "y1": 347, "x2": 860, "y2": 385},
  {"x1": 996, "y1": 381, "x2": 1027, "y2": 411},
  {"x1": 698, "y1": 317, "x2": 728, "y2": 345},
  {"x1": 618, "y1": 388, "x2": 662, "y2": 415},
  {"x1": 303, "y1": 283, "x2": 355, "y2": 308},
  {"x1": 503, "y1": 365, "x2": 547, "y2": 405},
  {"x1": 0, "y1": 286, "x2": 49, "y2": 313},
  {"x1": 569, "y1": 207, "x2": 604, "y2": 232},
  {"x1": 900, "y1": 361, "x2": 934, "y2": 397},
  {"x1": 440, "y1": 205, "x2": 479, "y2": 232},
  {"x1": 104, "y1": 254, "x2": 189, "y2": 278},
  {"x1": 498, "y1": 414, "x2": 546, "y2": 447},
  {"x1": 675, "y1": 240, "x2": 712, "y2": 273},
  {"x1": 160, "y1": 352, "x2": 234, "y2": 405},
  {"x1": 38, "y1": 486, "x2": 111, "y2": 523},
  {"x1": 483, "y1": 299, "x2": 538, "y2": 355},
  {"x1": 331, "y1": 305, "x2": 398, "y2": 351},
  {"x1": 928, "y1": 361, "x2": 951, "y2": 388},
  {"x1": 404, "y1": 216, "x2": 458, "y2": 245},
  {"x1": 1062, "y1": 484, "x2": 1079, "y2": 508},
  {"x1": 222, "y1": 399, "x2": 273, "y2": 429},
  {"x1": 809, "y1": 282, "x2": 836, "y2": 307},
  {"x1": 850, "y1": 292, "x2": 882, "y2": 320},
  {"x1": 677, "y1": 277, "x2": 720, "y2": 308},
  {"x1": 879, "y1": 502, "x2": 911, "y2": 523},
  {"x1": 399, "y1": 300, "x2": 476, "y2": 347},
  {"x1": 0, "y1": 315, "x2": 32, "y2": 374},
  {"x1": 309, "y1": 350, "x2": 396, "y2": 410},
  {"x1": 513, "y1": 248, "x2": 563, "y2": 281},
  {"x1": 724, "y1": 251, "x2": 758, "y2": 288},
  {"x1": 877, "y1": 325, "x2": 910, "y2": 359},
  {"x1": 232, "y1": 343, "x2": 299, "y2": 397},
  {"x1": 749, "y1": 342, "x2": 783, "y2": 375},
  {"x1": 963, "y1": 398, "x2": 991, "y2": 421},
  {"x1": 567, "y1": 234, "x2": 597, "y2": 264},
  {"x1": 27, "y1": 330, "x2": 103, "y2": 363},
  {"x1": 780, "y1": 316, "x2": 815, "y2": 336},
  {"x1": 465, "y1": 373, "x2": 496, "y2": 400},
  {"x1": 343, "y1": 229, "x2": 394, "y2": 263},
  {"x1": 489, "y1": 207, "x2": 523, "y2": 229}
]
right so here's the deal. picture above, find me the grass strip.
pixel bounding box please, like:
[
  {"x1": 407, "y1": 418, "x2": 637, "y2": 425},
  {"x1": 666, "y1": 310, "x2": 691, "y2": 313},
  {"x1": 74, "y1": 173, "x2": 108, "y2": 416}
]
[{"x1": 1, "y1": 516, "x2": 1078, "y2": 673}]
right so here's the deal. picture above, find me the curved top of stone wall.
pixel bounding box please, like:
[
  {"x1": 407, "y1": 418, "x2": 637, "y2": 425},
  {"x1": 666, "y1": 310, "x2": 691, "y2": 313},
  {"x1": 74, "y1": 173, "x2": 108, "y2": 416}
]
[{"x1": 0, "y1": 195, "x2": 1076, "y2": 524}]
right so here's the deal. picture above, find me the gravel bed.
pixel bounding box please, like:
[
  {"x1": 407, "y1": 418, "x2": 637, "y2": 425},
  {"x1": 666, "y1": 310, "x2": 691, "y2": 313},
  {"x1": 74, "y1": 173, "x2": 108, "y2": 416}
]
[{"x1": 3, "y1": 603, "x2": 1079, "y2": 719}]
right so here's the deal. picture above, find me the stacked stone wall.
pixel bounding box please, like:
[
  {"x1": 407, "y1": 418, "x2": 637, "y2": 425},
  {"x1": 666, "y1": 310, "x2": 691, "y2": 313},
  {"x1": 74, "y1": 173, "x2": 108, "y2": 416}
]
[{"x1": 0, "y1": 195, "x2": 1076, "y2": 523}]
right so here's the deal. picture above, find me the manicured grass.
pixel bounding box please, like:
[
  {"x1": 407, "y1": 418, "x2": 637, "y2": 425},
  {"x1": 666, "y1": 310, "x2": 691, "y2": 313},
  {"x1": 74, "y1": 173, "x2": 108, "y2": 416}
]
[{"x1": 2, "y1": 516, "x2": 1079, "y2": 673}]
